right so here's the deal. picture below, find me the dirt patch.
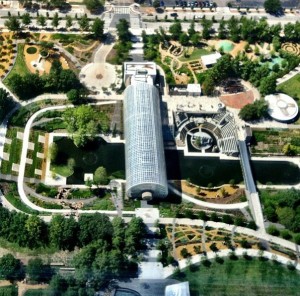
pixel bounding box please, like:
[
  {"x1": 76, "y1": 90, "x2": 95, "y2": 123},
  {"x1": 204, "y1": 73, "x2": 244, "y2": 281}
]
[
  {"x1": 0, "y1": 280, "x2": 11, "y2": 287},
  {"x1": 24, "y1": 44, "x2": 69, "y2": 75},
  {"x1": 220, "y1": 89, "x2": 255, "y2": 109},
  {"x1": 174, "y1": 180, "x2": 242, "y2": 204}
]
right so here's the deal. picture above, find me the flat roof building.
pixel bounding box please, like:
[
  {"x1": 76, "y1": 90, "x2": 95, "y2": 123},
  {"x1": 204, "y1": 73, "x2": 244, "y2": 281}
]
[{"x1": 123, "y1": 66, "x2": 168, "y2": 200}]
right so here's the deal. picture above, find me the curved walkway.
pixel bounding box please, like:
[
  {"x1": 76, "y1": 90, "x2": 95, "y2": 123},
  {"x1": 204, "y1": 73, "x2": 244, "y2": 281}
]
[
  {"x1": 168, "y1": 184, "x2": 248, "y2": 210},
  {"x1": 158, "y1": 218, "x2": 300, "y2": 254},
  {"x1": 163, "y1": 248, "x2": 300, "y2": 278},
  {"x1": 16, "y1": 102, "x2": 133, "y2": 215}
]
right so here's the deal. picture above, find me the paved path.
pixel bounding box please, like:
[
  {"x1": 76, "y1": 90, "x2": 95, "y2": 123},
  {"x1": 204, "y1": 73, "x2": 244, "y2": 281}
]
[
  {"x1": 159, "y1": 218, "x2": 300, "y2": 254},
  {"x1": 168, "y1": 183, "x2": 248, "y2": 210},
  {"x1": 15, "y1": 102, "x2": 134, "y2": 215}
]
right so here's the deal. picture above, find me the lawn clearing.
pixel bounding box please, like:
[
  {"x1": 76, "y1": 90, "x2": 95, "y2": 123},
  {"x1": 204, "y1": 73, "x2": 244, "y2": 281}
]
[
  {"x1": 3, "y1": 43, "x2": 30, "y2": 84},
  {"x1": 173, "y1": 258, "x2": 300, "y2": 296},
  {"x1": 277, "y1": 74, "x2": 300, "y2": 102},
  {"x1": 179, "y1": 47, "x2": 211, "y2": 62}
]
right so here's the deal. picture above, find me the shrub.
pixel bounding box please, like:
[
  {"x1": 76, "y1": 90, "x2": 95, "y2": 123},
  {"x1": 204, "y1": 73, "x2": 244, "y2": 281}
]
[
  {"x1": 26, "y1": 46, "x2": 37, "y2": 54},
  {"x1": 267, "y1": 225, "x2": 280, "y2": 236}
]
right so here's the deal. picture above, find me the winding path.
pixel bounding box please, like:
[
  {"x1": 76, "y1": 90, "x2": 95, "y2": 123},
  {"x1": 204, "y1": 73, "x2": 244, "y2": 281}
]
[{"x1": 168, "y1": 184, "x2": 248, "y2": 210}]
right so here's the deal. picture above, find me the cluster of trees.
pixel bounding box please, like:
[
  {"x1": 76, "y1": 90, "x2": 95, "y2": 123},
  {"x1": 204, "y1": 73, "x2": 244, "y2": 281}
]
[
  {"x1": 199, "y1": 50, "x2": 300, "y2": 97},
  {"x1": 261, "y1": 189, "x2": 300, "y2": 234},
  {"x1": 0, "y1": 205, "x2": 147, "y2": 289},
  {"x1": 238, "y1": 100, "x2": 269, "y2": 121},
  {"x1": 0, "y1": 206, "x2": 146, "y2": 251},
  {"x1": 7, "y1": 59, "x2": 82, "y2": 100},
  {"x1": 0, "y1": 255, "x2": 53, "y2": 283},
  {"x1": 63, "y1": 105, "x2": 102, "y2": 147},
  {"x1": 17, "y1": 0, "x2": 103, "y2": 12},
  {"x1": 111, "y1": 19, "x2": 132, "y2": 64},
  {"x1": 5, "y1": 14, "x2": 104, "y2": 38}
]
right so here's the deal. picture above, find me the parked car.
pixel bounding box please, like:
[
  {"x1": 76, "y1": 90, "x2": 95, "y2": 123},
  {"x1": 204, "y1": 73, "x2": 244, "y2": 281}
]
[{"x1": 170, "y1": 12, "x2": 178, "y2": 17}]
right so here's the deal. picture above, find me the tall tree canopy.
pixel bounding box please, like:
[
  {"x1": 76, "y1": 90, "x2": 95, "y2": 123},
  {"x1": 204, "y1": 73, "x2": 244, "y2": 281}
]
[
  {"x1": 63, "y1": 105, "x2": 100, "y2": 147},
  {"x1": 264, "y1": 0, "x2": 283, "y2": 15}
]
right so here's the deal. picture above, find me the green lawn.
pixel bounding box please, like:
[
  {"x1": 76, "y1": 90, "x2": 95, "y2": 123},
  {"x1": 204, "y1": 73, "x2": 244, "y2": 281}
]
[
  {"x1": 24, "y1": 289, "x2": 46, "y2": 296},
  {"x1": 3, "y1": 43, "x2": 30, "y2": 84},
  {"x1": 51, "y1": 164, "x2": 73, "y2": 177},
  {"x1": 277, "y1": 74, "x2": 300, "y2": 102},
  {"x1": 172, "y1": 258, "x2": 300, "y2": 296},
  {"x1": 0, "y1": 285, "x2": 17, "y2": 296},
  {"x1": 179, "y1": 47, "x2": 211, "y2": 62}
]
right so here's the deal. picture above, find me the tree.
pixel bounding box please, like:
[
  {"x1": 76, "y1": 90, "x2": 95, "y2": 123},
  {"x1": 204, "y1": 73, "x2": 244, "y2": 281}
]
[
  {"x1": 91, "y1": 18, "x2": 104, "y2": 40},
  {"x1": 94, "y1": 166, "x2": 108, "y2": 185},
  {"x1": 22, "y1": 13, "x2": 31, "y2": 27},
  {"x1": 4, "y1": 16, "x2": 21, "y2": 33},
  {"x1": 49, "y1": 142, "x2": 58, "y2": 162},
  {"x1": 238, "y1": 99, "x2": 269, "y2": 121},
  {"x1": 52, "y1": 12, "x2": 60, "y2": 29},
  {"x1": 25, "y1": 215, "x2": 46, "y2": 248},
  {"x1": 84, "y1": 0, "x2": 103, "y2": 12},
  {"x1": 282, "y1": 143, "x2": 296, "y2": 156},
  {"x1": 179, "y1": 32, "x2": 189, "y2": 46},
  {"x1": 0, "y1": 88, "x2": 14, "y2": 121},
  {"x1": 259, "y1": 75, "x2": 277, "y2": 96},
  {"x1": 116, "y1": 19, "x2": 131, "y2": 42},
  {"x1": 202, "y1": 75, "x2": 215, "y2": 96},
  {"x1": 180, "y1": 248, "x2": 190, "y2": 258},
  {"x1": 78, "y1": 15, "x2": 89, "y2": 32},
  {"x1": 169, "y1": 21, "x2": 182, "y2": 40},
  {"x1": 63, "y1": 105, "x2": 100, "y2": 147},
  {"x1": 267, "y1": 225, "x2": 280, "y2": 236},
  {"x1": 0, "y1": 254, "x2": 24, "y2": 282},
  {"x1": 37, "y1": 15, "x2": 47, "y2": 28},
  {"x1": 66, "y1": 15, "x2": 73, "y2": 30},
  {"x1": 27, "y1": 258, "x2": 53, "y2": 283},
  {"x1": 152, "y1": 0, "x2": 160, "y2": 9},
  {"x1": 78, "y1": 213, "x2": 113, "y2": 246},
  {"x1": 264, "y1": 0, "x2": 282, "y2": 15}
]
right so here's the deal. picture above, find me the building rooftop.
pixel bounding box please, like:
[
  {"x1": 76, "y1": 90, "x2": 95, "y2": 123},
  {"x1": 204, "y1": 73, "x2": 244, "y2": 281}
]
[
  {"x1": 201, "y1": 52, "x2": 222, "y2": 67},
  {"x1": 265, "y1": 93, "x2": 298, "y2": 122}
]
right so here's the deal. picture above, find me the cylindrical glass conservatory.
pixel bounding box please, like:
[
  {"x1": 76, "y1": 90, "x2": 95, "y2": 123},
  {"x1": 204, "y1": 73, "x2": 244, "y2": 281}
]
[{"x1": 124, "y1": 82, "x2": 168, "y2": 199}]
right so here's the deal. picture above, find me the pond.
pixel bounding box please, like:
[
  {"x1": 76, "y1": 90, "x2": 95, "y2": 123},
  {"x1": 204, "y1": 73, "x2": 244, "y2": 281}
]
[
  {"x1": 218, "y1": 40, "x2": 234, "y2": 53},
  {"x1": 54, "y1": 138, "x2": 300, "y2": 187}
]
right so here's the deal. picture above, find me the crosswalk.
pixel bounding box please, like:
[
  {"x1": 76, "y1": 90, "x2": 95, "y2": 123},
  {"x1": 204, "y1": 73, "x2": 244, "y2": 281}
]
[{"x1": 103, "y1": 5, "x2": 142, "y2": 31}]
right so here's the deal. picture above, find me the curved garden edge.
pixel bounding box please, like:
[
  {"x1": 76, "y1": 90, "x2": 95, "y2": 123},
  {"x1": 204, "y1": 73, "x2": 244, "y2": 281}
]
[{"x1": 163, "y1": 248, "x2": 300, "y2": 278}]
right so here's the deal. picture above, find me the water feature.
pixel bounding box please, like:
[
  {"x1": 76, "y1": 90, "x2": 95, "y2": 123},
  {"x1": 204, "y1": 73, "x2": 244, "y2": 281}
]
[
  {"x1": 218, "y1": 40, "x2": 234, "y2": 53},
  {"x1": 54, "y1": 137, "x2": 300, "y2": 186},
  {"x1": 54, "y1": 137, "x2": 125, "y2": 185}
]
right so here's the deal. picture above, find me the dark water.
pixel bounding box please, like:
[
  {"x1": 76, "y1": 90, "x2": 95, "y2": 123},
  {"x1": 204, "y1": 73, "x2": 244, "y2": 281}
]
[
  {"x1": 54, "y1": 138, "x2": 300, "y2": 186},
  {"x1": 54, "y1": 137, "x2": 125, "y2": 184}
]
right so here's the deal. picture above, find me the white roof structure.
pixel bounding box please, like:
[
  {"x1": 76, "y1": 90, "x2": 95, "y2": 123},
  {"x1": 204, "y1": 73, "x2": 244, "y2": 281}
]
[
  {"x1": 201, "y1": 52, "x2": 222, "y2": 67},
  {"x1": 187, "y1": 84, "x2": 201, "y2": 95},
  {"x1": 124, "y1": 62, "x2": 157, "y2": 82},
  {"x1": 265, "y1": 93, "x2": 298, "y2": 122},
  {"x1": 165, "y1": 282, "x2": 191, "y2": 296}
]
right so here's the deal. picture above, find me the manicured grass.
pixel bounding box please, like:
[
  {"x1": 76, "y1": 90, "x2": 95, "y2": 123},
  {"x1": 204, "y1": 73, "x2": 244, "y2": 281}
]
[
  {"x1": 51, "y1": 164, "x2": 74, "y2": 177},
  {"x1": 0, "y1": 285, "x2": 17, "y2": 296},
  {"x1": 83, "y1": 194, "x2": 115, "y2": 210},
  {"x1": 179, "y1": 47, "x2": 211, "y2": 62},
  {"x1": 277, "y1": 74, "x2": 300, "y2": 101},
  {"x1": 5, "y1": 192, "x2": 39, "y2": 214},
  {"x1": 1, "y1": 128, "x2": 23, "y2": 174},
  {"x1": 24, "y1": 290, "x2": 46, "y2": 296},
  {"x1": 173, "y1": 258, "x2": 300, "y2": 296},
  {"x1": 3, "y1": 43, "x2": 30, "y2": 84},
  {"x1": 25, "y1": 131, "x2": 45, "y2": 178}
]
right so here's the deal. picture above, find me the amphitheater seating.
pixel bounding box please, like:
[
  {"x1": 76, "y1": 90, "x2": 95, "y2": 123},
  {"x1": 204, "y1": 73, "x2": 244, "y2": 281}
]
[{"x1": 179, "y1": 121, "x2": 197, "y2": 143}]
